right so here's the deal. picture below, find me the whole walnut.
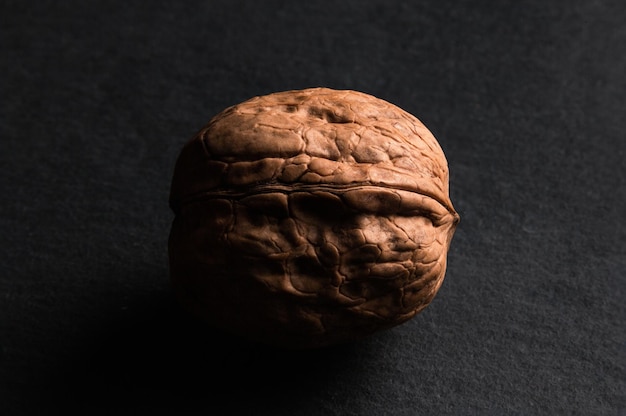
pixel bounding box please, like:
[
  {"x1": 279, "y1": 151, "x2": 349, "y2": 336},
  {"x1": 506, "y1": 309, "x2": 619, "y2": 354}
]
[{"x1": 169, "y1": 88, "x2": 459, "y2": 348}]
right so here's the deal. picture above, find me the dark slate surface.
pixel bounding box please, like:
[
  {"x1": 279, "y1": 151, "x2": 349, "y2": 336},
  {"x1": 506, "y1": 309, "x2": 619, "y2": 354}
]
[{"x1": 1, "y1": 1, "x2": 624, "y2": 414}]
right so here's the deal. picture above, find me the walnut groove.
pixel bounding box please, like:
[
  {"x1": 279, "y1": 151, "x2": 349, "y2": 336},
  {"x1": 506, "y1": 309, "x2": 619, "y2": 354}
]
[{"x1": 169, "y1": 88, "x2": 459, "y2": 348}]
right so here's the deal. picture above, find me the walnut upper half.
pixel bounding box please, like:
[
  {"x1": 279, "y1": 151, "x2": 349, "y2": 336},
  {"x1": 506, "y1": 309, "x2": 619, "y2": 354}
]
[{"x1": 169, "y1": 88, "x2": 459, "y2": 348}]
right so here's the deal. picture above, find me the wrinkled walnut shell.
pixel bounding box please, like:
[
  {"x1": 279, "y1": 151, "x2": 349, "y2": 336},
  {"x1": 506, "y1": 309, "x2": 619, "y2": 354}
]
[{"x1": 169, "y1": 88, "x2": 459, "y2": 348}]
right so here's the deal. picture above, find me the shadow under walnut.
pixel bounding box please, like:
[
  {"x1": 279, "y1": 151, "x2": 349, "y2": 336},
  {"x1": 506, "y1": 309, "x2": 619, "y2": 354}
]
[{"x1": 169, "y1": 88, "x2": 459, "y2": 349}]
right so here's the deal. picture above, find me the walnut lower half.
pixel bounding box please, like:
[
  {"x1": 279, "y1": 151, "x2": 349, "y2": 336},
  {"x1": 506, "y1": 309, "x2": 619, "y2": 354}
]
[{"x1": 168, "y1": 187, "x2": 458, "y2": 349}]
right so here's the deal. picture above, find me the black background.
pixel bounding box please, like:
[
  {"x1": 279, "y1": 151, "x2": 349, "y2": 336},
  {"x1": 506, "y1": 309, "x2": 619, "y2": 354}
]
[{"x1": 1, "y1": 1, "x2": 624, "y2": 414}]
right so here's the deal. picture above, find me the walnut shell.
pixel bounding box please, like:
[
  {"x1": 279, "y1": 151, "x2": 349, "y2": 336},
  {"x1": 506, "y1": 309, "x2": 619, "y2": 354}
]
[{"x1": 169, "y1": 88, "x2": 459, "y2": 348}]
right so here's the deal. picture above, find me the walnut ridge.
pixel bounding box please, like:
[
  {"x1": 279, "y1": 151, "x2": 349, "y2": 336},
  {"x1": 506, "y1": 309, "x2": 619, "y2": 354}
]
[{"x1": 169, "y1": 88, "x2": 459, "y2": 348}]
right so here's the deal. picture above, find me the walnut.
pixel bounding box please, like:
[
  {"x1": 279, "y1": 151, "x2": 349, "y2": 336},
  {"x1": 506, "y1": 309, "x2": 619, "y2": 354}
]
[{"x1": 169, "y1": 88, "x2": 459, "y2": 348}]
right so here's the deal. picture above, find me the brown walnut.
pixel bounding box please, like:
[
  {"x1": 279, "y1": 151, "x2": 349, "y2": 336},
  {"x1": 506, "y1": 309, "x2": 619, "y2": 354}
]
[{"x1": 169, "y1": 87, "x2": 459, "y2": 348}]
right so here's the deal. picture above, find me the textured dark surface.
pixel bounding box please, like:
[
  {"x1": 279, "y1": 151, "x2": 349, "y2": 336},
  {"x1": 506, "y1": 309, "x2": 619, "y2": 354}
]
[{"x1": 1, "y1": 0, "x2": 624, "y2": 414}]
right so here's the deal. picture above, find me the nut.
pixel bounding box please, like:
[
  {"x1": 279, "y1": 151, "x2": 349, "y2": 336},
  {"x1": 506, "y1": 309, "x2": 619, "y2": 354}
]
[{"x1": 169, "y1": 87, "x2": 459, "y2": 348}]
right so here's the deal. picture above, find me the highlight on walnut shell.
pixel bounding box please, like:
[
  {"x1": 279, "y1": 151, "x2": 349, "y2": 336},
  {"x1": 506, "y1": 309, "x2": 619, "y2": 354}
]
[{"x1": 168, "y1": 87, "x2": 459, "y2": 348}]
